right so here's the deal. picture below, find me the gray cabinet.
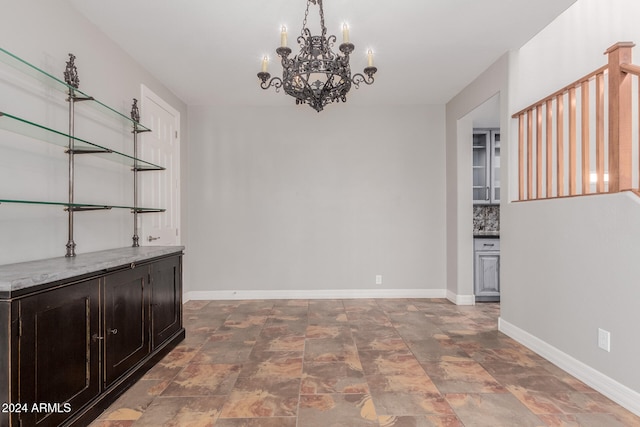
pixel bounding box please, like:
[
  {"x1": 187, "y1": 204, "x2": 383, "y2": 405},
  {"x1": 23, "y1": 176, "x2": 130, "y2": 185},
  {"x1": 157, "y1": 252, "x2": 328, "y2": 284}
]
[
  {"x1": 473, "y1": 129, "x2": 501, "y2": 204},
  {"x1": 474, "y1": 238, "x2": 500, "y2": 302}
]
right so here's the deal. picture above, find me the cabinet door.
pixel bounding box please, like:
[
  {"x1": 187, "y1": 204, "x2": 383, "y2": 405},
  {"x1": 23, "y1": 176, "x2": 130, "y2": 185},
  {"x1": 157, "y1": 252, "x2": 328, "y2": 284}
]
[
  {"x1": 151, "y1": 256, "x2": 182, "y2": 349},
  {"x1": 472, "y1": 131, "x2": 491, "y2": 204},
  {"x1": 491, "y1": 131, "x2": 501, "y2": 203},
  {"x1": 18, "y1": 278, "x2": 101, "y2": 427},
  {"x1": 475, "y1": 251, "x2": 500, "y2": 299},
  {"x1": 103, "y1": 266, "x2": 150, "y2": 387}
]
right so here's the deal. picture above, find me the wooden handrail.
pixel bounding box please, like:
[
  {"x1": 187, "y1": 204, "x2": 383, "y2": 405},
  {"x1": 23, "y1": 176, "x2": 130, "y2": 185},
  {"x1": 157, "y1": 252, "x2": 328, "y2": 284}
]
[
  {"x1": 621, "y1": 63, "x2": 640, "y2": 76},
  {"x1": 511, "y1": 65, "x2": 608, "y2": 119}
]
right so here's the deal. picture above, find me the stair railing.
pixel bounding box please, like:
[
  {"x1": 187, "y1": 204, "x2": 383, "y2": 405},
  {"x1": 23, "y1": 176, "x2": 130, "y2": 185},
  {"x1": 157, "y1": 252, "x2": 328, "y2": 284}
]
[{"x1": 512, "y1": 42, "x2": 640, "y2": 201}]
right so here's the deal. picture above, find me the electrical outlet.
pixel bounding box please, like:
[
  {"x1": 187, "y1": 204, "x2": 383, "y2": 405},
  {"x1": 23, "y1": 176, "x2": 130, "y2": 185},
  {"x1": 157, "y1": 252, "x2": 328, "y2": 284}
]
[
  {"x1": 598, "y1": 328, "x2": 611, "y2": 352},
  {"x1": 375, "y1": 274, "x2": 382, "y2": 285}
]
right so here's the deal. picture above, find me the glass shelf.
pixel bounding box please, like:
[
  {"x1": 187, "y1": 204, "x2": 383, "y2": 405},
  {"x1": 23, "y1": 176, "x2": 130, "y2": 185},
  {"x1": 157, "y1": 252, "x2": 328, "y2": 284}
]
[
  {"x1": 0, "y1": 199, "x2": 165, "y2": 213},
  {"x1": 0, "y1": 47, "x2": 151, "y2": 132},
  {"x1": 0, "y1": 112, "x2": 164, "y2": 171}
]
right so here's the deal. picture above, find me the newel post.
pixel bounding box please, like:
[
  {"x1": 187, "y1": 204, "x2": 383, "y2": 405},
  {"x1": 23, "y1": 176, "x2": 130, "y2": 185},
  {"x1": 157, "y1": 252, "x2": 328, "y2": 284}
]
[{"x1": 606, "y1": 42, "x2": 635, "y2": 192}]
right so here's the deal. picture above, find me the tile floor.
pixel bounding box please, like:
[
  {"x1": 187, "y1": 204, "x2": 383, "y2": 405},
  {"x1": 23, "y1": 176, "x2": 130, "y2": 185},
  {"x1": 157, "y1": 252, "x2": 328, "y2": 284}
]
[{"x1": 89, "y1": 299, "x2": 640, "y2": 426}]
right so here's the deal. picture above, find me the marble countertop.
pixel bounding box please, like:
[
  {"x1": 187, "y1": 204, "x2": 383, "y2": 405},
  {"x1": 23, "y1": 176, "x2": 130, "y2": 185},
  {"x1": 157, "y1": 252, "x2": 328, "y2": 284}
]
[{"x1": 0, "y1": 246, "x2": 184, "y2": 296}]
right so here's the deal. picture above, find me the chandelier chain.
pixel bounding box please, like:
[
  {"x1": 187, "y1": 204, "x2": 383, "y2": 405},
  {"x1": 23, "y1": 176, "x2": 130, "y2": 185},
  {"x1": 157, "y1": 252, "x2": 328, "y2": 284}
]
[{"x1": 302, "y1": 0, "x2": 327, "y2": 38}]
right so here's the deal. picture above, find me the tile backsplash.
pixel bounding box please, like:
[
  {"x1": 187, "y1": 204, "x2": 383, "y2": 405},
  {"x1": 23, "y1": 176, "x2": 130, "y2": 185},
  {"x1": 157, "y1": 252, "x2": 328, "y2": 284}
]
[{"x1": 473, "y1": 205, "x2": 500, "y2": 234}]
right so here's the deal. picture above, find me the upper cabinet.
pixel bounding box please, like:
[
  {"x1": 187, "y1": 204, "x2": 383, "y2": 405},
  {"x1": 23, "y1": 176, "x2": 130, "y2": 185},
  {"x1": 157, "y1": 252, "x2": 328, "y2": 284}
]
[{"x1": 473, "y1": 129, "x2": 500, "y2": 205}]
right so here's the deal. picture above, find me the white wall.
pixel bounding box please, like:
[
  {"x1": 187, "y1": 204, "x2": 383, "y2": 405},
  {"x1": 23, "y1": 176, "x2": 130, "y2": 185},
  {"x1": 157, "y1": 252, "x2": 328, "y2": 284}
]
[
  {"x1": 0, "y1": 0, "x2": 188, "y2": 264},
  {"x1": 186, "y1": 104, "x2": 446, "y2": 298},
  {"x1": 502, "y1": 0, "x2": 640, "y2": 411}
]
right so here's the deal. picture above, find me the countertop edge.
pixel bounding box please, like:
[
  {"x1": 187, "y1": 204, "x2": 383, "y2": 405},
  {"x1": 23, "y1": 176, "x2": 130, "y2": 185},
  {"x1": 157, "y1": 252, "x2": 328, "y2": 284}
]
[{"x1": 0, "y1": 246, "x2": 185, "y2": 292}]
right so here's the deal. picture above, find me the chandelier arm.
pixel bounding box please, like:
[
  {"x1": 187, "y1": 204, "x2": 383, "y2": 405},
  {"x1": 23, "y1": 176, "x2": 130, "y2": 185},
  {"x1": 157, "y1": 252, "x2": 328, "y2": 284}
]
[
  {"x1": 352, "y1": 69, "x2": 376, "y2": 88},
  {"x1": 257, "y1": 72, "x2": 284, "y2": 92}
]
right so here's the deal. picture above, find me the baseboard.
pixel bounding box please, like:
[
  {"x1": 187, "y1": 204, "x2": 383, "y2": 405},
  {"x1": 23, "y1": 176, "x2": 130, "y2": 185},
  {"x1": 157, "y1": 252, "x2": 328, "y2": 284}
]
[
  {"x1": 499, "y1": 317, "x2": 640, "y2": 417},
  {"x1": 446, "y1": 290, "x2": 476, "y2": 305},
  {"x1": 185, "y1": 288, "x2": 447, "y2": 301}
]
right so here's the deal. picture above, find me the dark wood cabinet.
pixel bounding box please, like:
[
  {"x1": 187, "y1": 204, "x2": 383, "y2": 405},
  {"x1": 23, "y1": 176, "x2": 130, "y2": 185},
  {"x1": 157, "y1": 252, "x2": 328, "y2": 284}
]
[
  {"x1": 150, "y1": 256, "x2": 182, "y2": 349},
  {"x1": 0, "y1": 248, "x2": 184, "y2": 427},
  {"x1": 18, "y1": 278, "x2": 101, "y2": 427},
  {"x1": 103, "y1": 265, "x2": 150, "y2": 387}
]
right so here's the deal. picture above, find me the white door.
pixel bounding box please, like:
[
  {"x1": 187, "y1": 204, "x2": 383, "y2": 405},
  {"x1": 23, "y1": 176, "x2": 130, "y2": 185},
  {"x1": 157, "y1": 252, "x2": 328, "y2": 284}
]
[{"x1": 139, "y1": 85, "x2": 180, "y2": 246}]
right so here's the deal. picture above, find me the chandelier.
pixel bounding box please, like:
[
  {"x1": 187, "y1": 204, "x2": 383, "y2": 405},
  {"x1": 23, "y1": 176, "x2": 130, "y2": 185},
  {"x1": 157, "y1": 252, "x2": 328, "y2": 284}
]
[{"x1": 257, "y1": 0, "x2": 377, "y2": 112}]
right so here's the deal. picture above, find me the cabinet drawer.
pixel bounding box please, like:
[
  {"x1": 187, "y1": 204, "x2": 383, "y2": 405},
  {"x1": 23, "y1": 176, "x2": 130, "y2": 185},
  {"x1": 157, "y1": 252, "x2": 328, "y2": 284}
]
[{"x1": 474, "y1": 238, "x2": 500, "y2": 251}]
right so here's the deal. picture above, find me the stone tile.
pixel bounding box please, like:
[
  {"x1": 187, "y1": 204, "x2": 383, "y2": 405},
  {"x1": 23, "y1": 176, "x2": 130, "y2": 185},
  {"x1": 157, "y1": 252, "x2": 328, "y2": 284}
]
[
  {"x1": 301, "y1": 361, "x2": 368, "y2": 394},
  {"x1": 359, "y1": 350, "x2": 425, "y2": 376},
  {"x1": 306, "y1": 324, "x2": 352, "y2": 340},
  {"x1": 506, "y1": 385, "x2": 565, "y2": 414},
  {"x1": 378, "y1": 415, "x2": 464, "y2": 427},
  {"x1": 371, "y1": 392, "x2": 455, "y2": 416},
  {"x1": 143, "y1": 346, "x2": 200, "y2": 379},
  {"x1": 88, "y1": 421, "x2": 135, "y2": 427},
  {"x1": 493, "y1": 373, "x2": 580, "y2": 394},
  {"x1": 239, "y1": 350, "x2": 303, "y2": 379},
  {"x1": 298, "y1": 394, "x2": 379, "y2": 427},
  {"x1": 406, "y1": 339, "x2": 472, "y2": 363},
  {"x1": 536, "y1": 413, "x2": 582, "y2": 427},
  {"x1": 161, "y1": 363, "x2": 241, "y2": 396},
  {"x1": 308, "y1": 300, "x2": 348, "y2": 324},
  {"x1": 351, "y1": 324, "x2": 409, "y2": 352},
  {"x1": 191, "y1": 339, "x2": 254, "y2": 364},
  {"x1": 304, "y1": 337, "x2": 359, "y2": 364},
  {"x1": 130, "y1": 396, "x2": 225, "y2": 427},
  {"x1": 210, "y1": 325, "x2": 263, "y2": 343},
  {"x1": 421, "y1": 361, "x2": 505, "y2": 393},
  {"x1": 95, "y1": 379, "x2": 168, "y2": 421},
  {"x1": 366, "y1": 373, "x2": 440, "y2": 395},
  {"x1": 214, "y1": 417, "x2": 297, "y2": 427},
  {"x1": 223, "y1": 314, "x2": 269, "y2": 329},
  {"x1": 220, "y1": 377, "x2": 300, "y2": 418},
  {"x1": 253, "y1": 325, "x2": 306, "y2": 352},
  {"x1": 445, "y1": 393, "x2": 543, "y2": 427},
  {"x1": 572, "y1": 412, "x2": 639, "y2": 427}
]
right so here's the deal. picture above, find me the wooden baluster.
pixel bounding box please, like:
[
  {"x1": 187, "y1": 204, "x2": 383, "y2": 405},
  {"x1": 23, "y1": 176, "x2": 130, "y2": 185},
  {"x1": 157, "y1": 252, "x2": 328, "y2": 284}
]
[
  {"x1": 569, "y1": 87, "x2": 577, "y2": 195},
  {"x1": 581, "y1": 80, "x2": 590, "y2": 194},
  {"x1": 536, "y1": 105, "x2": 543, "y2": 198},
  {"x1": 557, "y1": 94, "x2": 565, "y2": 197},
  {"x1": 546, "y1": 99, "x2": 553, "y2": 197},
  {"x1": 596, "y1": 72, "x2": 605, "y2": 193},
  {"x1": 527, "y1": 110, "x2": 533, "y2": 200},
  {"x1": 606, "y1": 42, "x2": 635, "y2": 192},
  {"x1": 519, "y1": 114, "x2": 525, "y2": 200}
]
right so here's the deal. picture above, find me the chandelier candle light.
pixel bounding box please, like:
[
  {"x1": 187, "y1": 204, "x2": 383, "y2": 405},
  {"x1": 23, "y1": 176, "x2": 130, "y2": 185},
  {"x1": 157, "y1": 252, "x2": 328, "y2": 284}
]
[{"x1": 257, "y1": 0, "x2": 377, "y2": 112}]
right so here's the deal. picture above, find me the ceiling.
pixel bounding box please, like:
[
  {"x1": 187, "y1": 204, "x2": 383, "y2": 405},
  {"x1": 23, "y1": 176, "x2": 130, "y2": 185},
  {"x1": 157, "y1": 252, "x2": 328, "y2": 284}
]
[{"x1": 67, "y1": 0, "x2": 576, "y2": 108}]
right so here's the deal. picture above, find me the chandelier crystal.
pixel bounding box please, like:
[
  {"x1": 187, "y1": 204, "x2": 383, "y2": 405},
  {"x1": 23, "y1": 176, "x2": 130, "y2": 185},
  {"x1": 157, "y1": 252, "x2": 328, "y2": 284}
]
[{"x1": 257, "y1": 0, "x2": 377, "y2": 112}]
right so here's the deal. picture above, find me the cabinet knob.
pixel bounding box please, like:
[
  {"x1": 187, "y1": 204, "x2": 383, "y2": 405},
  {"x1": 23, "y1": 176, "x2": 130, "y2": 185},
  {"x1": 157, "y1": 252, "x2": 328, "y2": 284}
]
[
  {"x1": 91, "y1": 333, "x2": 104, "y2": 342},
  {"x1": 148, "y1": 236, "x2": 160, "y2": 242},
  {"x1": 109, "y1": 328, "x2": 118, "y2": 335}
]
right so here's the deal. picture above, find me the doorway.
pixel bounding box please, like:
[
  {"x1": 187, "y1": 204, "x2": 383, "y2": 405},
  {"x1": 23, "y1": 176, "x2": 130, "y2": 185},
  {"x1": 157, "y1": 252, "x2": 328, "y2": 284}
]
[{"x1": 468, "y1": 94, "x2": 500, "y2": 302}]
